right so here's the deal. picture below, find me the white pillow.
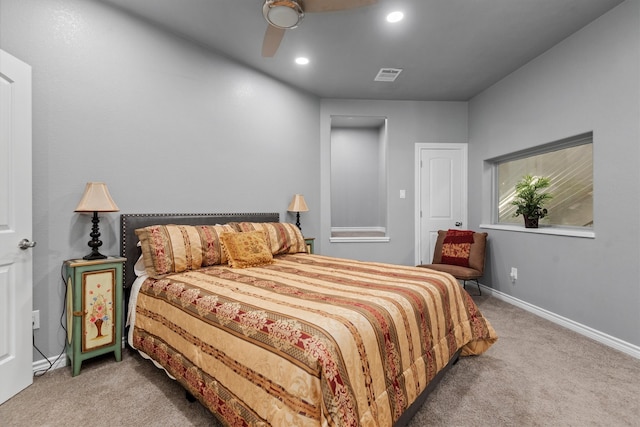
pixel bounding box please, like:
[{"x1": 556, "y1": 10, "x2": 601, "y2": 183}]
[{"x1": 133, "y1": 241, "x2": 146, "y2": 277}]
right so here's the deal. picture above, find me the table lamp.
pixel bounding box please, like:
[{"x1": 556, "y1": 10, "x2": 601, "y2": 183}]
[
  {"x1": 74, "y1": 182, "x2": 119, "y2": 260},
  {"x1": 287, "y1": 194, "x2": 308, "y2": 231}
]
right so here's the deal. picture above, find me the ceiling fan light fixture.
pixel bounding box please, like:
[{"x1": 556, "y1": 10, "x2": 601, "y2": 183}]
[{"x1": 263, "y1": 0, "x2": 304, "y2": 29}]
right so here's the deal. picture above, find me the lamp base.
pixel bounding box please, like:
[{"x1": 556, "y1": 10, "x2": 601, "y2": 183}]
[
  {"x1": 83, "y1": 251, "x2": 107, "y2": 260},
  {"x1": 83, "y1": 211, "x2": 107, "y2": 260}
]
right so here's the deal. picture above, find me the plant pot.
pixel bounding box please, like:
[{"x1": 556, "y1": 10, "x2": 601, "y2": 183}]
[{"x1": 524, "y1": 216, "x2": 539, "y2": 228}]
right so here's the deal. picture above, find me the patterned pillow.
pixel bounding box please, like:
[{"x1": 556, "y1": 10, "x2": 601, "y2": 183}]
[
  {"x1": 220, "y1": 231, "x2": 274, "y2": 268},
  {"x1": 232, "y1": 222, "x2": 307, "y2": 255},
  {"x1": 441, "y1": 229, "x2": 475, "y2": 267},
  {"x1": 135, "y1": 224, "x2": 236, "y2": 278}
]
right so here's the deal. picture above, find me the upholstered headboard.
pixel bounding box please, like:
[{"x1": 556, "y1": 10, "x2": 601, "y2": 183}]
[{"x1": 119, "y1": 212, "x2": 279, "y2": 289}]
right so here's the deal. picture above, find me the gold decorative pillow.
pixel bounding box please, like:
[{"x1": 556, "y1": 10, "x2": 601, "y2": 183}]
[
  {"x1": 233, "y1": 222, "x2": 307, "y2": 255},
  {"x1": 135, "y1": 224, "x2": 236, "y2": 278},
  {"x1": 220, "y1": 231, "x2": 274, "y2": 268}
]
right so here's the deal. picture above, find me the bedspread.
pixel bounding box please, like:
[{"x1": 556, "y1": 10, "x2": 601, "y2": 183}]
[{"x1": 131, "y1": 254, "x2": 497, "y2": 426}]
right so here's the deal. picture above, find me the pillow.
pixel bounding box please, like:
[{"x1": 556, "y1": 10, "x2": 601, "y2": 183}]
[
  {"x1": 232, "y1": 222, "x2": 307, "y2": 255},
  {"x1": 135, "y1": 224, "x2": 236, "y2": 278},
  {"x1": 220, "y1": 231, "x2": 274, "y2": 268},
  {"x1": 133, "y1": 241, "x2": 146, "y2": 277},
  {"x1": 197, "y1": 225, "x2": 237, "y2": 266},
  {"x1": 134, "y1": 255, "x2": 146, "y2": 277},
  {"x1": 441, "y1": 229, "x2": 476, "y2": 267}
]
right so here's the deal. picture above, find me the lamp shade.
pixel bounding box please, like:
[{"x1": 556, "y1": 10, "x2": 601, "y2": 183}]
[
  {"x1": 74, "y1": 182, "x2": 119, "y2": 213},
  {"x1": 287, "y1": 194, "x2": 309, "y2": 212}
]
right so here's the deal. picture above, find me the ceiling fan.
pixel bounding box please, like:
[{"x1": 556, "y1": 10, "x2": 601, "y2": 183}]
[{"x1": 261, "y1": 0, "x2": 377, "y2": 57}]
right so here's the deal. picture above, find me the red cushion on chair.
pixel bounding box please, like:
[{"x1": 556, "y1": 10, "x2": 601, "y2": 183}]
[{"x1": 441, "y1": 229, "x2": 475, "y2": 267}]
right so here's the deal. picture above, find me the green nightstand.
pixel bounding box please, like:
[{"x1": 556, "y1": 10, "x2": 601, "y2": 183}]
[
  {"x1": 64, "y1": 257, "x2": 126, "y2": 376},
  {"x1": 304, "y1": 237, "x2": 315, "y2": 254}
]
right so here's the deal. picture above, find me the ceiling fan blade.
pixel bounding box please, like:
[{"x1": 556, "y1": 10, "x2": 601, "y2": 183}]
[
  {"x1": 262, "y1": 25, "x2": 286, "y2": 57},
  {"x1": 303, "y1": 0, "x2": 376, "y2": 13}
]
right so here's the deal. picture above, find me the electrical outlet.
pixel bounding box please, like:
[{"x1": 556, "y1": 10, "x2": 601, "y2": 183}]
[
  {"x1": 510, "y1": 267, "x2": 518, "y2": 283},
  {"x1": 32, "y1": 310, "x2": 40, "y2": 330}
]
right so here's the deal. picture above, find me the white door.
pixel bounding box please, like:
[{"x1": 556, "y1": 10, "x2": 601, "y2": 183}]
[
  {"x1": 0, "y1": 50, "x2": 33, "y2": 404},
  {"x1": 414, "y1": 143, "x2": 467, "y2": 265}
]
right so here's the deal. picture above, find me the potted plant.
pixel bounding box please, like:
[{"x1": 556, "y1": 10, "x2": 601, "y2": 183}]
[{"x1": 511, "y1": 174, "x2": 552, "y2": 228}]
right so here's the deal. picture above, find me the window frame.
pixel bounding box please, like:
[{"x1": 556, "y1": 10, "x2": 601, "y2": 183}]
[{"x1": 480, "y1": 132, "x2": 595, "y2": 239}]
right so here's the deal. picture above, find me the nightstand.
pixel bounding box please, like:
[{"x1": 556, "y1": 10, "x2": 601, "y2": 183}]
[
  {"x1": 64, "y1": 257, "x2": 126, "y2": 376},
  {"x1": 304, "y1": 237, "x2": 315, "y2": 254}
]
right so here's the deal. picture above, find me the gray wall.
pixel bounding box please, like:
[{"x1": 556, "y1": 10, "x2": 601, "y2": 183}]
[
  {"x1": 321, "y1": 100, "x2": 469, "y2": 264},
  {"x1": 330, "y1": 127, "x2": 382, "y2": 228},
  {"x1": 468, "y1": 0, "x2": 639, "y2": 346},
  {"x1": 0, "y1": 0, "x2": 320, "y2": 359}
]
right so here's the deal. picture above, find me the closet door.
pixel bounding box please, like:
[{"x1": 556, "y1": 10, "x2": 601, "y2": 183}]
[{"x1": 415, "y1": 143, "x2": 467, "y2": 265}]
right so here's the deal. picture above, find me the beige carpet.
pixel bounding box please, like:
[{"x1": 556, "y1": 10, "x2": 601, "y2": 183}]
[{"x1": 2, "y1": 296, "x2": 639, "y2": 426}]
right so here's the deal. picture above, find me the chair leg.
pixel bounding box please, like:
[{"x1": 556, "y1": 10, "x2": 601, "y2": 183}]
[{"x1": 462, "y1": 279, "x2": 481, "y2": 296}]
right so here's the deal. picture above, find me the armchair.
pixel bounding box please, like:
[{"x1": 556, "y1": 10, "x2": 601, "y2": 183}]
[{"x1": 418, "y1": 230, "x2": 488, "y2": 295}]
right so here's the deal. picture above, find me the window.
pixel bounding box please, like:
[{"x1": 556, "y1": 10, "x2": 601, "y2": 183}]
[{"x1": 495, "y1": 132, "x2": 593, "y2": 228}]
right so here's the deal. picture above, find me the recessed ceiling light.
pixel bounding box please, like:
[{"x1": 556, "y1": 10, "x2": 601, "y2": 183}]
[
  {"x1": 386, "y1": 11, "x2": 404, "y2": 23},
  {"x1": 295, "y1": 57, "x2": 309, "y2": 65}
]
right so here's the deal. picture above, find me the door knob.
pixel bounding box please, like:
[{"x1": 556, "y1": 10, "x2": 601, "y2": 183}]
[
  {"x1": 18, "y1": 238, "x2": 36, "y2": 250},
  {"x1": 455, "y1": 222, "x2": 462, "y2": 227}
]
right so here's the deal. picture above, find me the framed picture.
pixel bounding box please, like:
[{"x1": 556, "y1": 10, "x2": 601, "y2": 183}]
[{"x1": 81, "y1": 269, "x2": 116, "y2": 352}]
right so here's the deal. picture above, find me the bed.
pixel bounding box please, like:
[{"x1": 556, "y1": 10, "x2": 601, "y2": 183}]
[{"x1": 121, "y1": 212, "x2": 497, "y2": 427}]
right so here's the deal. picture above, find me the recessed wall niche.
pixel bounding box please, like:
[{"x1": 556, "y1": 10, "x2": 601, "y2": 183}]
[{"x1": 330, "y1": 116, "x2": 388, "y2": 241}]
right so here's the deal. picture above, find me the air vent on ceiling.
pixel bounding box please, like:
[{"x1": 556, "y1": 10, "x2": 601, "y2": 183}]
[{"x1": 374, "y1": 68, "x2": 403, "y2": 82}]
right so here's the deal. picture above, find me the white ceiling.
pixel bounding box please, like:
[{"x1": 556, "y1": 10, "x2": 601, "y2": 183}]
[{"x1": 100, "y1": 0, "x2": 624, "y2": 101}]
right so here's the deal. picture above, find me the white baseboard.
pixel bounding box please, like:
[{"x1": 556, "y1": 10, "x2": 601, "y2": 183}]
[
  {"x1": 479, "y1": 284, "x2": 640, "y2": 360},
  {"x1": 33, "y1": 339, "x2": 126, "y2": 373},
  {"x1": 33, "y1": 353, "x2": 67, "y2": 373}
]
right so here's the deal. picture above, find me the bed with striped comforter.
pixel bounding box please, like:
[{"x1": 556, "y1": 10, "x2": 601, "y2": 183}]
[{"x1": 131, "y1": 253, "x2": 497, "y2": 426}]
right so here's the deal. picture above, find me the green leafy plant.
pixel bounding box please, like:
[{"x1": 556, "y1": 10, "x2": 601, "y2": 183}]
[{"x1": 511, "y1": 174, "x2": 552, "y2": 220}]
